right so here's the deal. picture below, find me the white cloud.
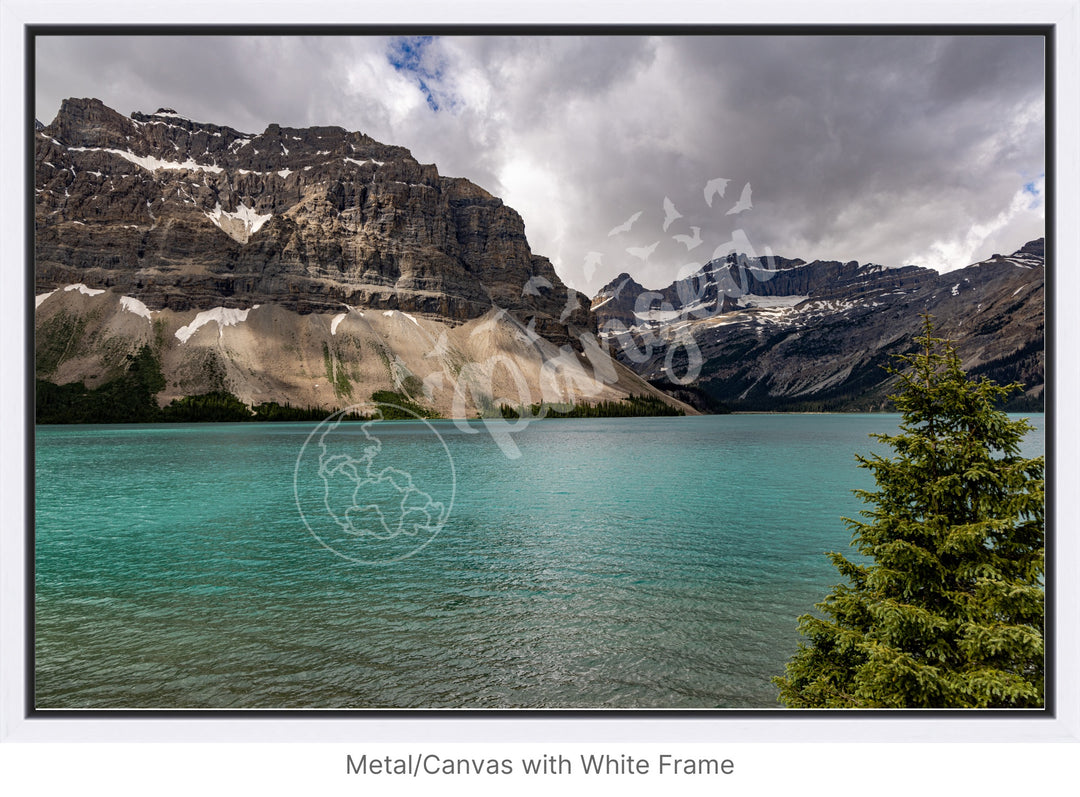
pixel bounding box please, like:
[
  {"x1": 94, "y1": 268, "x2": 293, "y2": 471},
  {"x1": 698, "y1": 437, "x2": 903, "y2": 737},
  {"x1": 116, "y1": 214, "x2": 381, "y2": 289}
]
[
  {"x1": 35, "y1": 33, "x2": 1045, "y2": 293},
  {"x1": 907, "y1": 175, "x2": 1045, "y2": 272}
]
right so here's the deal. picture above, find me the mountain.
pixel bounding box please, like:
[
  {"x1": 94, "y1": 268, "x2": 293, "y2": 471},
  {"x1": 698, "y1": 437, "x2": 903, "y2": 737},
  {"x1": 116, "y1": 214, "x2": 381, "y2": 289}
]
[
  {"x1": 592, "y1": 241, "x2": 1045, "y2": 411},
  {"x1": 34, "y1": 98, "x2": 688, "y2": 419},
  {"x1": 34, "y1": 98, "x2": 1043, "y2": 419}
]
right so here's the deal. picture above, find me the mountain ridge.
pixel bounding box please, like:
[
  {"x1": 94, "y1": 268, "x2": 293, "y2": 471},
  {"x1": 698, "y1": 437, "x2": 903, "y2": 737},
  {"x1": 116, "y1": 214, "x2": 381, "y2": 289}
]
[
  {"x1": 591, "y1": 240, "x2": 1044, "y2": 411},
  {"x1": 36, "y1": 98, "x2": 591, "y2": 338},
  {"x1": 34, "y1": 97, "x2": 1044, "y2": 418},
  {"x1": 34, "y1": 98, "x2": 686, "y2": 420}
]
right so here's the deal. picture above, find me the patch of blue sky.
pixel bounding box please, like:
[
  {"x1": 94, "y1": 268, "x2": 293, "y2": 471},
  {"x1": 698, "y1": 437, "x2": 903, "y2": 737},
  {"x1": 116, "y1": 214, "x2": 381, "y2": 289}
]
[
  {"x1": 1022, "y1": 172, "x2": 1044, "y2": 210},
  {"x1": 386, "y1": 36, "x2": 455, "y2": 112}
]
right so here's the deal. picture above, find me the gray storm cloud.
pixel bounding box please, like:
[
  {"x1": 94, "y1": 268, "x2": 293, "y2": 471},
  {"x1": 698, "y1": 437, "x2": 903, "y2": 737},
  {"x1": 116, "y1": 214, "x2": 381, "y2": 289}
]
[{"x1": 35, "y1": 33, "x2": 1045, "y2": 294}]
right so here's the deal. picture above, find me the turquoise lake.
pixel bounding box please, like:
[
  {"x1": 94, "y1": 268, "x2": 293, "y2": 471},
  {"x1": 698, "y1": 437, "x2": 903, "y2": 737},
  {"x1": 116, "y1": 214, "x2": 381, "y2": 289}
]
[{"x1": 34, "y1": 414, "x2": 1045, "y2": 709}]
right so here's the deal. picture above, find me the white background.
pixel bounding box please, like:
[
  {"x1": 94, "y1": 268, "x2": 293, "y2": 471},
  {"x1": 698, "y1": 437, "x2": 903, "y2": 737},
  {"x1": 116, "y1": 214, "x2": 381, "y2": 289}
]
[{"x1": 2, "y1": 1, "x2": 1077, "y2": 793}]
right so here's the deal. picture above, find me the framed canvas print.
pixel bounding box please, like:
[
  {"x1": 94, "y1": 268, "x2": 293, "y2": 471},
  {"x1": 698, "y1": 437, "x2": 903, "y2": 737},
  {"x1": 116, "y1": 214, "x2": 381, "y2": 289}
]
[
  {"x1": 27, "y1": 26, "x2": 1051, "y2": 712},
  {"x1": 3, "y1": 3, "x2": 1078, "y2": 793}
]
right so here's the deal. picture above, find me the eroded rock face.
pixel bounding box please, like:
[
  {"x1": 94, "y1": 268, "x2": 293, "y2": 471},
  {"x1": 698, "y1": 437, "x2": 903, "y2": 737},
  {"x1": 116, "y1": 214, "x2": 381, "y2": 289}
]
[
  {"x1": 33, "y1": 287, "x2": 689, "y2": 419},
  {"x1": 592, "y1": 243, "x2": 1045, "y2": 410},
  {"x1": 34, "y1": 98, "x2": 1043, "y2": 415},
  {"x1": 34, "y1": 99, "x2": 684, "y2": 418},
  {"x1": 35, "y1": 98, "x2": 591, "y2": 341}
]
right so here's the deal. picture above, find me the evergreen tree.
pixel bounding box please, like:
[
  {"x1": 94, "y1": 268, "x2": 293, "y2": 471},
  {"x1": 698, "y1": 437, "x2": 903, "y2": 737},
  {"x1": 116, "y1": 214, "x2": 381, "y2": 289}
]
[{"x1": 774, "y1": 316, "x2": 1044, "y2": 708}]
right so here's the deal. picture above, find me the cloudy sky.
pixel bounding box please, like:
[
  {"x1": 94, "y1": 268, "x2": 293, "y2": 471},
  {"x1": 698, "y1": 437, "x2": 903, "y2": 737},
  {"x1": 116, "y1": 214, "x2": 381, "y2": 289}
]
[{"x1": 35, "y1": 33, "x2": 1046, "y2": 294}]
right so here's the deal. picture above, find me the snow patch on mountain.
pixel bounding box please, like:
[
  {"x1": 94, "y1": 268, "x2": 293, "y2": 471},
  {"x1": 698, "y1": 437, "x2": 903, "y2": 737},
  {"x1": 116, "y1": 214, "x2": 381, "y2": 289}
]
[
  {"x1": 204, "y1": 202, "x2": 272, "y2": 243},
  {"x1": 345, "y1": 157, "x2": 386, "y2": 169},
  {"x1": 175, "y1": 306, "x2": 255, "y2": 343},
  {"x1": 736, "y1": 294, "x2": 809, "y2": 310},
  {"x1": 69, "y1": 147, "x2": 223, "y2": 174},
  {"x1": 120, "y1": 296, "x2": 153, "y2": 322},
  {"x1": 64, "y1": 283, "x2": 105, "y2": 297}
]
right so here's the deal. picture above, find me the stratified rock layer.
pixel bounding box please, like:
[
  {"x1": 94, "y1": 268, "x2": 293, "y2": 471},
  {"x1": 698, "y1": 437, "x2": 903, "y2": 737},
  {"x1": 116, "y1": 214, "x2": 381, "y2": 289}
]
[
  {"x1": 35, "y1": 98, "x2": 591, "y2": 339},
  {"x1": 34, "y1": 98, "x2": 687, "y2": 418},
  {"x1": 35, "y1": 98, "x2": 1044, "y2": 415},
  {"x1": 592, "y1": 241, "x2": 1045, "y2": 410}
]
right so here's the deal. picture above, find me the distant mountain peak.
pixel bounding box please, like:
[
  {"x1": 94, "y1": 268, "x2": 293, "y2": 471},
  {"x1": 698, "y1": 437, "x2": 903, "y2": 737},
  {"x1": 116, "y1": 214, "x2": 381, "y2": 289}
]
[{"x1": 591, "y1": 237, "x2": 1043, "y2": 411}]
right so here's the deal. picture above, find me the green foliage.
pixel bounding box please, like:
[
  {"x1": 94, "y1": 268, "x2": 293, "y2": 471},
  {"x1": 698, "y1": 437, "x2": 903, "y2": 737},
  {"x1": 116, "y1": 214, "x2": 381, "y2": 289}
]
[
  {"x1": 35, "y1": 310, "x2": 92, "y2": 377},
  {"x1": 160, "y1": 391, "x2": 252, "y2": 422},
  {"x1": 399, "y1": 374, "x2": 425, "y2": 398},
  {"x1": 648, "y1": 379, "x2": 731, "y2": 414},
  {"x1": 36, "y1": 342, "x2": 365, "y2": 424},
  {"x1": 370, "y1": 390, "x2": 439, "y2": 420},
  {"x1": 322, "y1": 341, "x2": 354, "y2": 400},
  {"x1": 774, "y1": 316, "x2": 1044, "y2": 708},
  {"x1": 36, "y1": 344, "x2": 165, "y2": 424},
  {"x1": 251, "y1": 401, "x2": 354, "y2": 422},
  {"x1": 197, "y1": 350, "x2": 229, "y2": 392},
  {"x1": 322, "y1": 341, "x2": 333, "y2": 382},
  {"x1": 499, "y1": 394, "x2": 683, "y2": 419}
]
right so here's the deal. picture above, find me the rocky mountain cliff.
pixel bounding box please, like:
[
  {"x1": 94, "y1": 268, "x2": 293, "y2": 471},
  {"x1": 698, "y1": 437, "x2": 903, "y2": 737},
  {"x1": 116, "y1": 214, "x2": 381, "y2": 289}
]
[
  {"x1": 35, "y1": 98, "x2": 683, "y2": 419},
  {"x1": 36, "y1": 98, "x2": 589, "y2": 335},
  {"x1": 592, "y1": 240, "x2": 1045, "y2": 411},
  {"x1": 34, "y1": 98, "x2": 1044, "y2": 419}
]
